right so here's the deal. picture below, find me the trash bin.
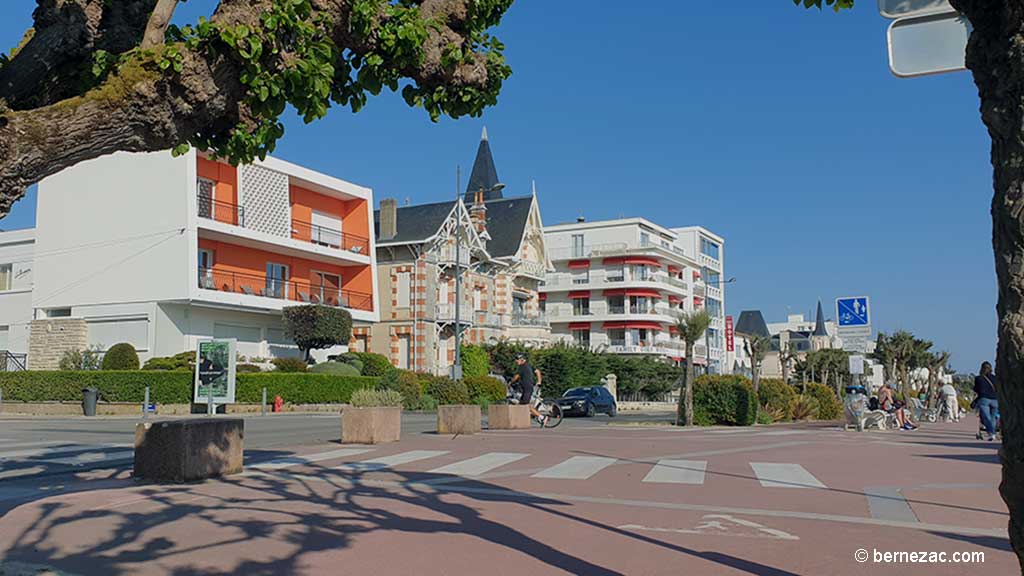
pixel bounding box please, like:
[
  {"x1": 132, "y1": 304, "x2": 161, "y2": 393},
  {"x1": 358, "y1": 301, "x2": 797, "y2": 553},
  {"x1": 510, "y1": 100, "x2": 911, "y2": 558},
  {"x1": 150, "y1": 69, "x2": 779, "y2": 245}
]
[{"x1": 82, "y1": 387, "x2": 99, "y2": 417}]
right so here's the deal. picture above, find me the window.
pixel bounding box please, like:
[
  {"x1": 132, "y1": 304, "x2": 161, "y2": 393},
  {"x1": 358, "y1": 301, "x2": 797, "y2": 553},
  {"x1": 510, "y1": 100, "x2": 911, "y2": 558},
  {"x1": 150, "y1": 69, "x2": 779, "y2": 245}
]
[
  {"x1": 630, "y1": 296, "x2": 651, "y2": 314},
  {"x1": 396, "y1": 272, "x2": 411, "y2": 308},
  {"x1": 662, "y1": 240, "x2": 670, "y2": 249},
  {"x1": 473, "y1": 287, "x2": 482, "y2": 311},
  {"x1": 0, "y1": 264, "x2": 11, "y2": 291},
  {"x1": 266, "y1": 263, "x2": 289, "y2": 299},
  {"x1": 640, "y1": 232, "x2": 650, "y2": 247},
  {"x1": 538, "y1": 299, "x2": 546, "y2": 314},
  {"x1": 572, "y1": 329, "x2": 591, "y2": 348},
  {"x1": 706, "y1": 297, "x2": 722, "y2": 317},
  {"x1": 198, "y1": 250, "x2": 214, "y2": 289},
  {"x1": 310, "y1": 210, "x2": 343, "y2": 248},
  {"x1": 608, "y1": 329, "x2": 625, "y2": 347},
  {"x1": 89, "y1": 318, "x2": 148, "y2": 351},
  {"x1": 607, "y1": 295, "x2": 625, "y2": 314},
  {"x1": 571, "y1": 234, "x2": 585, "y2": 258},
  {"x1": 632, "y1": 264, "x2": 650, "y2": 281},
  {"x1": 700, "y1": 237, "x2": 720, "y2": 260},
  {"x1": 46, "y1": 308, "x2": 71, "y2": 318},
  {"x1": 572, "y1": 268, "x2": 589, "y2": 285},
  {"x1": 606, "y1": 264, "x2": 624, "y2": 282},
  {"x1": 267, "y1": 328, "x2": 293, "y2": 345},
  {"x1": 707, "y1": 328, "x2": 720, "y2": 349},
  {"x1": 312, "y1": 271, "x2": 342, "y2": 305},
  {"x1": 197, "y1": 179, "x2": 214, "y2": 219},
  {"x1": 397, "y1": 334, "x2": 411, "y2": 369},
  {"x1": 702, "y1": 266, "x2": 721, "y2": 286},
  {"x1": 572, "y1": 298, "x2": 590, "y2": 316},
  {"x1": 0, "y1": 325, "x2": 8, "y2": 351},
  {"x1": 513, "y1": 295, "x2": 528, "y2": 322}
]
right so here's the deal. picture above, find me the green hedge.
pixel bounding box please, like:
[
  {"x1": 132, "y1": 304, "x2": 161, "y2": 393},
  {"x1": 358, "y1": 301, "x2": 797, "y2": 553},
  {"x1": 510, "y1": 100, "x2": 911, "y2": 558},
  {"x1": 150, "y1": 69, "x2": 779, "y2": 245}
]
[
  {"x1": 348, "y1": 352, "x2": 394, "y2": 377},
  {"x1": 692, "y1": 375, "x2": 755, "y2": 426},
  {"x1": 757, "y1": 379, "x2": 797, "y2": 421},
  {"x1": 805, "y1": 382, "x2": 842, "y2": 421},
  {"x1": 464, "y1": 375, "x2": 506, "y2": 403},
  {"x1": 0, "y1": 371, "x2": 378, "y2": 405}
]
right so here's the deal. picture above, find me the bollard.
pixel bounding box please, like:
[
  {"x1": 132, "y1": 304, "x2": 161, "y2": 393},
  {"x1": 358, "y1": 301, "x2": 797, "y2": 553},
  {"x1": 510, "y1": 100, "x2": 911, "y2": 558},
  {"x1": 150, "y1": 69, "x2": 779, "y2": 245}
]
[
  {"x1": 207, "y1": 379, "x2": 214, "y2": 417},
  {"x1": 143, "y1": 386, "x2": 150, "y2": 420},
  {"x1": 262, "y1": 387, "x2": 267, "y2": 416}
]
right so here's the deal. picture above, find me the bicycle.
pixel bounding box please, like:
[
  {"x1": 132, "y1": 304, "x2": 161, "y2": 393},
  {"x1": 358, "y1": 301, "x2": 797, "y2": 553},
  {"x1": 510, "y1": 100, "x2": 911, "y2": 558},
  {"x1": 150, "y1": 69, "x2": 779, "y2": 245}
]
[{"x1": 506, "y1": 384, "x2": 563, "y2": 428}]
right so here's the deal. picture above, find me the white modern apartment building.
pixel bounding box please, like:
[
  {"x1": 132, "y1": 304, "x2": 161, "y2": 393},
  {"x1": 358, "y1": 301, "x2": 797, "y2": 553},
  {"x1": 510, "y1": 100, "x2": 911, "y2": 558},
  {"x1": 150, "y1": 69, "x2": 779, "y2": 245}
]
[
  {"x1": 0, "y1": 150, "x2": 378, "y2": 369},
  {"x1": 541, "y1": 218, "x2": 727, "y2": 372}
]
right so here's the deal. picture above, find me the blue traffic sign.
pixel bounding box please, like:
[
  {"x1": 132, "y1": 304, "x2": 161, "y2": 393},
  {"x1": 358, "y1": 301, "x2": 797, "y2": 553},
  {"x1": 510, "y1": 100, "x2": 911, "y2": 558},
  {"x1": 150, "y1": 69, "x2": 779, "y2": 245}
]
[{"x1": 836, "y1": 297, "x2": 870, "y2": 327}]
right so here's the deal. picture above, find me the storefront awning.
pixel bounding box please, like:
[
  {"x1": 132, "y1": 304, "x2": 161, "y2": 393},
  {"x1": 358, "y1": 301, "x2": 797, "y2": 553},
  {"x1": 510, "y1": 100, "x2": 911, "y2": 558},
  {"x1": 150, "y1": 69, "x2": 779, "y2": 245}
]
[
  {"x1": 602, "y1": 321, "x2": 663, "y2": 331},
  {"x1": 569, "y1": 291, "x2": 591, "y2": 299},
  {"x1": 567, "y1": 259, "x2": 590, "y2": 269}
]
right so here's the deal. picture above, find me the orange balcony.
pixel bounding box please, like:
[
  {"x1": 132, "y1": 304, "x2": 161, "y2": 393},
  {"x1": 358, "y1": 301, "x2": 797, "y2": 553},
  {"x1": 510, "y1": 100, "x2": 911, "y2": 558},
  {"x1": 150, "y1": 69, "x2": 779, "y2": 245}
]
[{"x1": 198, "y1": 267, "x2": 373, "y2": 311}]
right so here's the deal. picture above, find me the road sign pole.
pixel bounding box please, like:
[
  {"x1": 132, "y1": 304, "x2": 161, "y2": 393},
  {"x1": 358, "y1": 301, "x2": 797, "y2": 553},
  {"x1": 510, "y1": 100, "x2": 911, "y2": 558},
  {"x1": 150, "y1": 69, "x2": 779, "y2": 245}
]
[{"x1": 143, "y1": 386, "x2": 150, "y2": 421}]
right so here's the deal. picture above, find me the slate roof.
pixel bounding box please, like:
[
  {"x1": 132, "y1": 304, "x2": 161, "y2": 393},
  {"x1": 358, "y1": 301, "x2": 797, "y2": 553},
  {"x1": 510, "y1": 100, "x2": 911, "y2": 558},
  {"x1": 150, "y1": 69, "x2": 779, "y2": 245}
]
[
  {"x1": 734, "y1": 310, "x2": 770, "y2": 338},
  {"x1": 464, "y1": 127, "x2": 502, "y2": 202},
  {"x1": 812, "y1": 300, "x2": 828, "y2": 337},
  {"x1": 482, "y1": 196, "x2": 532, "y2": 258},
  {"x1": 374, "y1": 200, "x2": 456, "y2": 245}
]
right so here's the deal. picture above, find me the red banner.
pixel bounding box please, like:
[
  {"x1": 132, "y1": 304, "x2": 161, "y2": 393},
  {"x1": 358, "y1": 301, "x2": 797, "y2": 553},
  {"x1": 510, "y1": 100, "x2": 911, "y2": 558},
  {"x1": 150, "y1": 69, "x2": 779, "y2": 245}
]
[{"x1": 725, "y1": 315, "x2": 734, "y2": 352}]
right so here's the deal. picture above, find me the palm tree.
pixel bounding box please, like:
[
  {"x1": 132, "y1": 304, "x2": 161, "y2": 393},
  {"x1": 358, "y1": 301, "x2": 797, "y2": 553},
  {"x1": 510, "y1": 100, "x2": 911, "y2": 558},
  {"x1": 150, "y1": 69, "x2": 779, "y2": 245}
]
[
  {"x1": 674, "y1": 310, "x2": 712, "y2": 426},
  {"x1": 779, "y1": 341, "x2": 797, "y2": 385},
  {"x1": 744, "y1": 334, "x2": 771, "y2": 423}
]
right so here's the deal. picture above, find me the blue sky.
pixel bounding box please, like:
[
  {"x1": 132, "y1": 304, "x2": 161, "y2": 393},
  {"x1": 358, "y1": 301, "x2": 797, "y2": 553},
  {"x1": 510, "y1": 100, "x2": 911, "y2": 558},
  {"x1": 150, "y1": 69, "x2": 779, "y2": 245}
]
[{"x1": 0, "y1": 2, "x2": 994, "y2": 371}]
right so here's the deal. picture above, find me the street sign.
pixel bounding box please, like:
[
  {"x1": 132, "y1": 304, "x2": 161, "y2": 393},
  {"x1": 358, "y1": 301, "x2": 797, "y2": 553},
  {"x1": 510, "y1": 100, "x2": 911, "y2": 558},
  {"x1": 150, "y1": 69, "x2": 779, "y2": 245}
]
[
  {"x1": 878, "y1": 0, "x2": 951, "y2": 19},
  {"x1": 849, "y1": 355, "x2": 865, "y2": 375},
  {"x1": 836, "y1": 297, "x2": 870, "y2": 327},
  {"x1": 887, "y1": 11, "x2": 970, "y2": 78}
]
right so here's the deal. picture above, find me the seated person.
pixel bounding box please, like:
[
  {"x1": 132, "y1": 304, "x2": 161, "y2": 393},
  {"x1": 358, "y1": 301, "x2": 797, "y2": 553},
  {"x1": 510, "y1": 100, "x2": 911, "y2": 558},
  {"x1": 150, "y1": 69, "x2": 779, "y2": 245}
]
[{"x1": 879, "y1": 383, "x2": 917, "y2": 430}]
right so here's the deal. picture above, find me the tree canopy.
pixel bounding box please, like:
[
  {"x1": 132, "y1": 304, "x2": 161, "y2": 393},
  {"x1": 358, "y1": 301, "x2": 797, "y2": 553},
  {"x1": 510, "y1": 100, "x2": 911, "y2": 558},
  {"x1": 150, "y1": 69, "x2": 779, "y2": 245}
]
[{"x1": 0, "y1": 0, "x2": 513, "y2": 212}]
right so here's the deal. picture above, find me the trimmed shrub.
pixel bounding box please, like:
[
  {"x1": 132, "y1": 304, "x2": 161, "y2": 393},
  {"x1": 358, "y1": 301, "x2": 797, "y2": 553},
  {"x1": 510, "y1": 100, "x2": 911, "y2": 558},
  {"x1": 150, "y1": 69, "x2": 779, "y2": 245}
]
[
  {"x1": 461, "y1": 344, "x2": 490, "y2": 378},
  {"x1": 310, "y1": 362, "x2": 361, "y2": 376},
  {"x1": 271, "y1": 357, "x2": 308, "y2": 373},
  {"x1": 756, "y1": 410, "x2": 774, "y2": 425},
  {"x1": 790, "y1": 395, "x2": 820, "y2": 421},
  {"x1": 805, "y1": 382, "x2": 842, "y2": 421},
  {"x1": 332, "y1": 353, "x2": 364, "y2": 374},
  {"x1": 237, "y1": 363, "x2": 262, "y2": 373},
  {"x1": 143, "y1": 351, "x2": 195, "y2": 371},
  {"x1": 282, "y1": 305, "x2": 352, "y2": 358},
  {"x1": 464, "y1": 375, "x2": 506, "y2": 403},
  {"x1": 101, "y1": 343, "x2": 140, "y2": 370},
  {"x1": 422, "y1": 375, "x2": 470, "y2": 405},
  {"x1": 349, "y1": 352, "x2": 394, "y2": 377},
  {"x1": 381, "y1": 369, "x2": 421, "y2": 409},
  {"x1": 236, "y1": 373, "x2": 378, "y2": 404},
  {"x1": 59, "y1": 347, "x2": 103, "y2": 371},
  {"x1": 350, "y1": 388, "x2": 403, "y2": 408},
  {"x1": 692, "y1": 375, "x2": 755, "y2": 426},
  {"x1": 757, "y1": 379, "x2": 797, "y2": 422}
]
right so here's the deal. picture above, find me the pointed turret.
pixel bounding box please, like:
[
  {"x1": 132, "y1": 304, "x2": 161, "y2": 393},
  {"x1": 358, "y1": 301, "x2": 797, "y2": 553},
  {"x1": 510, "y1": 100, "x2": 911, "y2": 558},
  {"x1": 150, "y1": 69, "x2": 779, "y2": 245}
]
[
  {"x1": 465, "y1": 126, "x2": 502, "y2": 202},
  {"x1": 812, "y1": 300, "x2": 827, "y2": 336}
]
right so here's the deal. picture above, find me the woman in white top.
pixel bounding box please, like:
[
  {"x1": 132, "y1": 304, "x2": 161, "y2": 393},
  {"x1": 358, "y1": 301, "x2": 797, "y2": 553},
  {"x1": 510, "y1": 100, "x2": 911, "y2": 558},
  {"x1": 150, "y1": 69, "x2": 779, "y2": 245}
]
[{"x1": 940, "y1": 382, "x2": 959, "y2": 422}]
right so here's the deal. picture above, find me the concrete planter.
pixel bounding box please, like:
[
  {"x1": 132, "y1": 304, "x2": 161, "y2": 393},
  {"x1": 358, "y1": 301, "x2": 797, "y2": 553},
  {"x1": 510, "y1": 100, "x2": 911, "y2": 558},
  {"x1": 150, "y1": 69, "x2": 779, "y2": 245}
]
[
  {"x1": 341, "y1": 406, "x2": 401, "y2": 444},
  {"x1": 437, "y1": 405, "x2": 482, "y2": 435},
  {"x1": 488, "y1": 404, "x2": 530, "y2": 429},
  {"x1": 134, "y1": 418, "x2": 245, "y2": 483}
]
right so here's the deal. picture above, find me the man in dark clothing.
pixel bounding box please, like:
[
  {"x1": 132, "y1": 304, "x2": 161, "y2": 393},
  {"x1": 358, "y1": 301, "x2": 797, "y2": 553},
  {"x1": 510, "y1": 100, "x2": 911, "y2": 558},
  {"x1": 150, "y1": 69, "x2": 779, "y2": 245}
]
[
  {"x1": 974, "y1": 361, "x2": 1000, "y2": 440},
  {"x1": 510, "y1": 353, "x2": 544, "y2": 423}
]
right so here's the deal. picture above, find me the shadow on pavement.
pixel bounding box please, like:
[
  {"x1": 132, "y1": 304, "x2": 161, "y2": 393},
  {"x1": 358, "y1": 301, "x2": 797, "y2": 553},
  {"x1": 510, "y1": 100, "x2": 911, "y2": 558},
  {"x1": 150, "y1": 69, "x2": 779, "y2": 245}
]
[
  {"x1": 0, "y1": 457, "x2": 802, "y2": 576},
  {"x1": 930, "y1": 531, "x2": 1013, "y2": 552}
]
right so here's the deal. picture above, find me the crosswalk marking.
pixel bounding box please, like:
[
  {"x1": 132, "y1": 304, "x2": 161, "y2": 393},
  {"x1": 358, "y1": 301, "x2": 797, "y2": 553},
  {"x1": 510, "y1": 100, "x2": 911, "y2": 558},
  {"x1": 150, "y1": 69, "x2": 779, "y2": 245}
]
[
  {"x1": 429, "y1": 452, "x2": 529, "y2": 477},
  {"x1": 532, "y1": 456, "x2": 617, "y2": 480},
  {"x1": 337, "y1": 450, "x2": 449, "y2": 472},
  {"x1": 642, "y1": 460, "x2": 707, "y2": 484},
  {"x1": 750, "y1": 463, "x2": 825, "y2": 489},
  {"x1": 252, "y1": 449, "x2": 373, "y2": 471},
  {"x1": 41, "y1": 450, "x2": 134, "y2": 467}
]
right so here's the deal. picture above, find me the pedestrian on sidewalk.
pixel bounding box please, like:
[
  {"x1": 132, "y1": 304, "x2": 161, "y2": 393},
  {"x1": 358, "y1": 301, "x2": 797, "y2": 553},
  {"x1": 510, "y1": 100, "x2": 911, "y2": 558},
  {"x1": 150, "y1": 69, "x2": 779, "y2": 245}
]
[
  {"x1": 974, "y1": 361, "x2": 999, "y2": 441},
  {"x1": 940, "y1": 381, "x2": 959, "y2": 422}
]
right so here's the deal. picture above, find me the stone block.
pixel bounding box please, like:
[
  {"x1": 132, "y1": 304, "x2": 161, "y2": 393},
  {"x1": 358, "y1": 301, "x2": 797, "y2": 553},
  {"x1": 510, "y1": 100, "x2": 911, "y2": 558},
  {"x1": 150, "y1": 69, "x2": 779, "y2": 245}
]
[
  {"x1": 488, "y1": 404, "x2": 530, "y2": 429},
  {"x1": 341, "y1": 406, "x2": 401, "y2": 444},
  {"x1": 134, "y1": 418, "x2": 244, "y2": 482},
  {"x1": 437, "y1": 404, "x2": 482, "y2": 435}
]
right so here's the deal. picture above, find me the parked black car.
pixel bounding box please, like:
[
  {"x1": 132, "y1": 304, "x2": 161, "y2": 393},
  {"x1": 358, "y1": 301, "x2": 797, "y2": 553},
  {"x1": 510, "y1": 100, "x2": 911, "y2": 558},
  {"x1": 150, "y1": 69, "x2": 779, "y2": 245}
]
[{"x1": 558, "y1": 386, "x2": 617, "y2": 417}]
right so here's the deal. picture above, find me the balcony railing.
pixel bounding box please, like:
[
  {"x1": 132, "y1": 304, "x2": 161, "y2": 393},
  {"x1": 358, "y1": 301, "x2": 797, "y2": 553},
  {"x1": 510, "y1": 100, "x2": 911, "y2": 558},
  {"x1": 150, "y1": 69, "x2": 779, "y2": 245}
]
[
  {"x1": 197, "y1": 194, "x2": 245, "y2": 226},
  {"x1": 198, "y1": 267, "x2": 373, "y2": 311},
  {"x1": 511, "y1": 314, "x2": 549, "y2": 327},
  {"x1": 291, "y1": 219, "x2": 369, "y2": 255},
  {"x1": 517, "y1": 260, "x2": 546, "y2": 278}
]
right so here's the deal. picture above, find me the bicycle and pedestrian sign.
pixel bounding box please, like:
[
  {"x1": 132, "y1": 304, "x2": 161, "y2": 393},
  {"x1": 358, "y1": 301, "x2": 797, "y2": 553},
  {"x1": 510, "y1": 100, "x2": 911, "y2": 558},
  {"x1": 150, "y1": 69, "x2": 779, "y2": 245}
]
[{"x1": 837, "y1": 297, "x2": 872, "y2": 354}]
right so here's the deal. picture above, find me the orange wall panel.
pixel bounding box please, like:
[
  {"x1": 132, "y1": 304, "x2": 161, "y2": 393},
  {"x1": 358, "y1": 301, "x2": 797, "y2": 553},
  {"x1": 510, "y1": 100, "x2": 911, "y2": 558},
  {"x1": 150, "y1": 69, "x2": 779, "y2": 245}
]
[{"x1": 197, "y1": 158, "x2": 238, "y2": 206}]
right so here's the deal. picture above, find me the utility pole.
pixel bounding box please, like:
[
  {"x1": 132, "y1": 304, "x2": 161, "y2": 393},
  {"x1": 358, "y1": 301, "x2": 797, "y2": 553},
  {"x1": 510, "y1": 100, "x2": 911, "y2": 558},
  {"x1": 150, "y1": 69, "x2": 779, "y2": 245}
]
[{"x1": 452, "y1": 166, "x2": 464, "y2": 381}]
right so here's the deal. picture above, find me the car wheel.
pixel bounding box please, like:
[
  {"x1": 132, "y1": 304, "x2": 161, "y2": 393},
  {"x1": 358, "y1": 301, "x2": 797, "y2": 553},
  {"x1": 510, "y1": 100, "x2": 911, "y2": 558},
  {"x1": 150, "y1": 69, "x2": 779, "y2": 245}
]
[
  {"x1": 585, "y1": 402, "x2": 595, "y2": 417},
  {"x1": 608, "y1": 404, "x2": 617, "y2": 417}
]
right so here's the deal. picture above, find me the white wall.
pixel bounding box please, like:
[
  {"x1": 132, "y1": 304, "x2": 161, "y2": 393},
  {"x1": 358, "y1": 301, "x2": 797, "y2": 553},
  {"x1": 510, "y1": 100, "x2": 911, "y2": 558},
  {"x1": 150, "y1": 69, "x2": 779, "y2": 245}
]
[
  {"x1": 158, "y1": 303, "x2": 313, "y2": 361},
  {"x1": 0, "y1": 229, "x2": 36, "y2": 354},
  {"x1": 35, "y1": 151, "x2": 193, "y2": 312}
]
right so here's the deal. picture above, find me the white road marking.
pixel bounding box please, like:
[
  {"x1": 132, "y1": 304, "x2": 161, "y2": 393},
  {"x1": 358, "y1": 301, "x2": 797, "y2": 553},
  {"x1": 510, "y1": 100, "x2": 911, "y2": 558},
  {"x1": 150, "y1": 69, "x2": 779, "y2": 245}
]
[
  {"x1": 41, "y1": 450, "x2": 134, "y2": 466},
  {"x1": 531, "y1": 456, "x2": 617, "y2": 480},
  {"x1": 750, "y1": 463, "x2": 826, "y2": 489},
  {"x1": 642, "y1": 460, "x2": 707, "y2": 484},
  {"x1": 620, "y1": 514, "x2": 799, "y2": 540},
  {"x1": 337, "y1": 450, "x2": 449, "y2": 471},
  {"x1": 429, "y1": 452, "x2": 529, "y2": 477},
  {"x1": 251, "y1": 449, "x2": 373, "y2": 471},
  {"x1": 0, "y1": 466, "x2": 45, "y2": 480},
  {"x1": 0, "y1": 444, "x2": 130, "y2": 462}
]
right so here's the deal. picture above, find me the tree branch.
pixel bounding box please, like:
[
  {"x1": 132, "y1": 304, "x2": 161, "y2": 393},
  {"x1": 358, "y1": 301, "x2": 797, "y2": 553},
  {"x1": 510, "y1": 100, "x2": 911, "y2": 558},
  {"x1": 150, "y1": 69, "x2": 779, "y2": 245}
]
[{"x1": 141, "y1": 0, "x2": 180, "y2": 49}]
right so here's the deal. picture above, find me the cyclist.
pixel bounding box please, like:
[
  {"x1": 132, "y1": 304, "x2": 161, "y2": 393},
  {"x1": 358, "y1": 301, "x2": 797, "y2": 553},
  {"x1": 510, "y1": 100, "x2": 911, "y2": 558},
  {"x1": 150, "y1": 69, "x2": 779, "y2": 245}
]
[{"x1": 510, "y1": 353, "x2": 545, "y2": 424}]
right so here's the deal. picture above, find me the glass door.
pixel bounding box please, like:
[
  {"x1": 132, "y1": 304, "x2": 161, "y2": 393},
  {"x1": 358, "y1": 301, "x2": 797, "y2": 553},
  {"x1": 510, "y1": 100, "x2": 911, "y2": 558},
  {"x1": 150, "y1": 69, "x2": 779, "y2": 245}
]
[
  {"x1": 266, "y1": 263, "x2": 289, "y2": 299},
  {"x1": 198, "y1": 249, "x2": 214, "y2": 289}
]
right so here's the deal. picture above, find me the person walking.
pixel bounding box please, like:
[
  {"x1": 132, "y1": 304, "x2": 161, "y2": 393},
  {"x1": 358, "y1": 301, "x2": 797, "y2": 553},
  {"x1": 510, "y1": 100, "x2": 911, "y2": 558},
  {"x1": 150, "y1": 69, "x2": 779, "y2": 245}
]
[
  {"x1": 940, "y1": 381, "x2": 959, "y2": 422},
  {"x1": 974, "y1": 361, "x2": 1000, "y2": 441}
]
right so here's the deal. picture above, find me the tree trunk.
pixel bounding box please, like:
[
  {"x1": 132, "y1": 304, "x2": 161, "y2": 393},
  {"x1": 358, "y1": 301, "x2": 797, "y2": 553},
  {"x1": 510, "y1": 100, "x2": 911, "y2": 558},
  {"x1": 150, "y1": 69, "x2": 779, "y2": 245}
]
[
  {"x1": 678, "y1": 343, "x2": 695, "y2": 426},
  {"x1": 950, "y1": 1, "x2": 1024, "y2": 569},
  {"x1": 751, "y1": 363, "x2": 760, "y2": 425}
]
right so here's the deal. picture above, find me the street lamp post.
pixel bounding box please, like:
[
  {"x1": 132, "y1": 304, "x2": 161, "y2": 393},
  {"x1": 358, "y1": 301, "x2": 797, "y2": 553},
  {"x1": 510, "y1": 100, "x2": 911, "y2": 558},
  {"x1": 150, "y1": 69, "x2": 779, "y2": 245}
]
[{"x1": 452, "y1": 174, "x2": 504, "y2": 380}]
